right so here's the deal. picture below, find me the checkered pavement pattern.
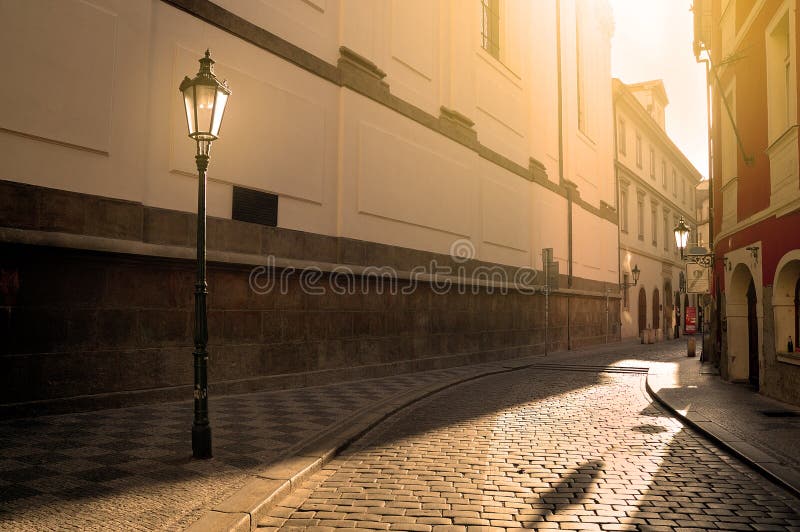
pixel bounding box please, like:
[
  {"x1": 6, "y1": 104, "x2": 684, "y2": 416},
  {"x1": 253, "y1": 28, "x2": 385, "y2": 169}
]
[{"x1": 0, "y1": 364, "x2": 491, "y2": 532}]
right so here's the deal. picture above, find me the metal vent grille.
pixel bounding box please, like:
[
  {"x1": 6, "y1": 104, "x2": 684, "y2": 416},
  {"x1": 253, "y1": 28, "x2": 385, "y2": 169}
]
[{"x1": 232, "y1": 186, "x2": 278, "y2": 227}]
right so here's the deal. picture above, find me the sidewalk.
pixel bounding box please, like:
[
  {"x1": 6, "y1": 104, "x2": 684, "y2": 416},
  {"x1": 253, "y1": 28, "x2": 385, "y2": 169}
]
[
  {"x1": 2, "y1": 339, "x2": 799, "y2": 531},
  {"x1": 646, "y1": 347, "x2": 800, "y2": 499}
]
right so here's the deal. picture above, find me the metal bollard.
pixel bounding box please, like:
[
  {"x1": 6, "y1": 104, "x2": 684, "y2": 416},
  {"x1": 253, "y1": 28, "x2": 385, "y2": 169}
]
[{"x1": 687, "y1": 336, "x2": 696, "y2": 357}]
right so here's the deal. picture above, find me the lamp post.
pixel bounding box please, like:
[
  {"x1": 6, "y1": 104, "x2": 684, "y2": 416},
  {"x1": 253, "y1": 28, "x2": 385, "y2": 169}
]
[
  {"x1": 674, "y1": 216, "x2": 712, "y2": 358},
  {"x1": 179, "y1": 50, "x2": 231, "y2": 459},
  {"x1": 621, "y1": 264, "x2": 640, "y2": 289}
]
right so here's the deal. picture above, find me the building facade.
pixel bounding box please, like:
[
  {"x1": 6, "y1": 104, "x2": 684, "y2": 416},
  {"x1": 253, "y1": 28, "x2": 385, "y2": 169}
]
[
  {"x1": 613, "y1": 79, "x2": 703, "y2": 341},
  {"x1": 0, "y1": 0, "x2": 619, "y2": 415},
  {"x1": 694, "y1": 0, "x2": 800, "y2": 405}
]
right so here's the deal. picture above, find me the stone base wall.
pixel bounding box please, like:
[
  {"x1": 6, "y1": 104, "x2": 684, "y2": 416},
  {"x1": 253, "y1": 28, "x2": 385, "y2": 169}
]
[
  {"x1": 0, "y1": 180, "x2": 621, "y2": 416},
  {"x1": 0, "y1": 244, "x2": 620, "y2": 416},
  {"x1": 760, "y1": 287, "x2": 800, "y2": 405}
]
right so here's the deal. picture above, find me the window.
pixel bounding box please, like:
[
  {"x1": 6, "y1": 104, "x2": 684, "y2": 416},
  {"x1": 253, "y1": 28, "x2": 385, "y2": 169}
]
[
  {"x1": 766, "y1": 7, "x2": 795, "y2": 143},
  {"x1": 661, "y1": 160, "x2": 667, "y2": 188},
  {"x1": 481, "y1": 0, "x2": 500, "y2": 59},
  {"x1": 637, "y1": 194, "x2": 645, "y2": 240},
  {"x1": 682, "y1": 180, "x2": 686, "y2": 203},
  {"x1": 620, "y1": 188, "x2": 629, "y2": 232},
  {"x1": 649, "y1": 147, "x2": 655, "y2": 178},
  {"x1": 663, "y1": 213, "x2": 669, "y2": 251},
  {"x1": 576, "y1": 13, "x2": 586, "y2": 134},
  {"x1": 619, "y1": 119, "x2": 627, "y2": 155},
  {"x1": 635, "y1": 134, "x2": 643, "y2": 168},
  {"x1": 672, "y1": 169, "x2": 677, "y2": 197},
  {"x1": 651, "y1": 205, "x2": 658, "y2": 246}
]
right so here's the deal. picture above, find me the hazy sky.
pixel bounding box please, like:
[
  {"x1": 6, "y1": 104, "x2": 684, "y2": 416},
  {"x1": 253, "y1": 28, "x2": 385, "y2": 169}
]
[{"x1": 609, "y1": 0, "x2": 709, "y2": 179}]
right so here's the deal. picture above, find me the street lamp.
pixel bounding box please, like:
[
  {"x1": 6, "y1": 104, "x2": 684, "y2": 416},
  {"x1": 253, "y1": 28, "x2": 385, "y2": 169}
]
[
  {"x1": 621, "y1": 264, "x2": 640, "y2": 289},
  {"x1": 179, "y1": 50, "x2": 231, "y2": 459},
  {"x1": 673, "y1": 216, "x2": 691, "y2": 259},
  {"x1": 673, "y1": 216, "x2": 713, "y2": 267}
]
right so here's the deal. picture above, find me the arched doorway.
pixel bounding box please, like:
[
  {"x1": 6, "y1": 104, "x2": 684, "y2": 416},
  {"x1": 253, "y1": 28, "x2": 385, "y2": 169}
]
[
  {"x1": 795, "y1": 279, "x2": 799, "y2": 349},
  {"x1": 772, "y1": 254, "x2": 800, "y2": 358},
  {"x1": 727, "y1": 263, "x2": 759, "y2": 382},
  {"x1": 652, "y1": 289, "x2": 660, "y2": 331},
  {"x1": 747, "y1": 279, "x2": 759, "y2": 389},
  {"x1": 638, "y1": 287, "x2": 647, "y2": 334},
  {"x1": 664, "y1": 281, "x2": 672, "y2": 339}
]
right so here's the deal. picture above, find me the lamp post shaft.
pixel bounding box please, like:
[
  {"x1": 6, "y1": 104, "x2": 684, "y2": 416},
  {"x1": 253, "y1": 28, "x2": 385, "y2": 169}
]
[{"x1": 192, "y1": 152, "x2": 212, "y2": 459}]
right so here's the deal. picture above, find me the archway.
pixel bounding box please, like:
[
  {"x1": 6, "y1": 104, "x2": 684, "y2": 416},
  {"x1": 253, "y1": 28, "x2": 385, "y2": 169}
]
[
  {"x1": 747, "y1": 279, "x2": 759, "y2": 389},
  {"x1": 652, "y1": 289, "x2": 660, "y2": 331},
  {"x1": 638, "y1": 287, "x2": 647, "y2": 334},
  {"x1": 664, "y1": 281, "x2": 673, "y2": 339},
  {"x1": 727, "y1": 263, "x2": 758, "y2": 382},
  {"x1": 772, "y1": 255, "x2": 800, "y2": 356}
]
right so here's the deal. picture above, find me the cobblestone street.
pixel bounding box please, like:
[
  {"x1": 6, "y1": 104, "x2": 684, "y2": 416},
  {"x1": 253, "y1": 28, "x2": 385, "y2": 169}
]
[{"x1": 263, "y1": 362, "x2": 800, "y2": 531}]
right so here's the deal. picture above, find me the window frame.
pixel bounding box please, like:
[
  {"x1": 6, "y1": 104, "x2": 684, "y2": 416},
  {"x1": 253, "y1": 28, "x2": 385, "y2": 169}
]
[
  {"x1": 480, "y1": 0, "x2": 501, "y2": 60},
  {"x1": 635, "y1": 133, "x2": 643, "y2": 168}
]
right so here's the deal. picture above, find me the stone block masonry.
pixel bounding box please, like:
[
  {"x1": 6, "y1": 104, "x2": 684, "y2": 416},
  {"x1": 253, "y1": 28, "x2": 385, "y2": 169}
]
[{"x1": 0, "y1": 180, "x2": 620, "y2": 416}]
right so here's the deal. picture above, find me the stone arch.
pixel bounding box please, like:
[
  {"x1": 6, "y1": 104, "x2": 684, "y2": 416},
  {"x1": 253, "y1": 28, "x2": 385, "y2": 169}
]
[
  {"x1": 727, "y1": 263, "x2": 759, "y2": 383},
  {"x1": 773, "y1": 251, "x2": 800, "y2": 354}
]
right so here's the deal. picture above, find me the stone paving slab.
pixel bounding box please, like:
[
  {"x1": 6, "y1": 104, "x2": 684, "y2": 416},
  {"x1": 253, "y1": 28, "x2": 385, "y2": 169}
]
[
  {"x1": 7, "y1": 339, "x2": 791, "y2": 531},
  {"x1": 646, "y1": 349, "x2": 800, "y2": 499},
  {"x1": 261, "y1": 352, "x2": 800, "y2": 531},
  {"x1": 0, "y1": 361, "x2": 517, "y2": 531}
]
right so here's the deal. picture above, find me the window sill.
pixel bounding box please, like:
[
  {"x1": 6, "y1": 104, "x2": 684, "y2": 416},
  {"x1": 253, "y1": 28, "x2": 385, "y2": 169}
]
[{"x1": 778, "y1": 352, "x2": 800, "y2": 366}]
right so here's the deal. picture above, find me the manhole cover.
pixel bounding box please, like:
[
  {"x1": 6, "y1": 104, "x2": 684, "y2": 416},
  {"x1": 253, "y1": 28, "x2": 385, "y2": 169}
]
[{"x1": 760, "y1": 410, "x2": 800, "y2": 417}]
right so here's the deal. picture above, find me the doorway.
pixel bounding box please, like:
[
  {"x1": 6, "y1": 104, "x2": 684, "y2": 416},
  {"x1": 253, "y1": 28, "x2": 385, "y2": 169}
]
[
  {"x1": 652, "y1": 289, "x2": 660, "y2": 330},
  {"x1": 747, "y1": 279, "x2": 759, "y2": 389},
  {"x1": 638, "y1": 287, "x2": 647, "y2": 334}
]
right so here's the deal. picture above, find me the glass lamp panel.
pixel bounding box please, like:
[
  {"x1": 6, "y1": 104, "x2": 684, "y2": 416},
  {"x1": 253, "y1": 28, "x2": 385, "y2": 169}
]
[
  {"x1": 680, "y1": 230, "x2": 689, "y2": 248},
  {"x1": 195, "y1": 84, "x2": 216, "y2": 139},
  {"x1": 182, "y1": 87, "x2": 197, "y2": 136},
  {"x1": 210, "y1": 90, "x2": 228, "y2": 137}
]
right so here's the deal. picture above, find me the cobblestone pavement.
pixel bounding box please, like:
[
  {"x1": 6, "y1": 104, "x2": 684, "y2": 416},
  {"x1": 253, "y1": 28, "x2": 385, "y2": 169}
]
[
  {"x1": 0, "y1": 364, "x2": 494, "y2": 531},
  {"x1": 263, "y1": 361, "x2": 800, "y2": 530}
]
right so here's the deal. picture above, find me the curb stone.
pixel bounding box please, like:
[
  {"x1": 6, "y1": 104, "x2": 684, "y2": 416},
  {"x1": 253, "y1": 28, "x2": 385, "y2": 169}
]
[
  {"x1": 645, "y1": 374, "x2": 800, "y2": 500},
  {"x1": 185, "y1": 358, "x2": 546, "y2": 531}
]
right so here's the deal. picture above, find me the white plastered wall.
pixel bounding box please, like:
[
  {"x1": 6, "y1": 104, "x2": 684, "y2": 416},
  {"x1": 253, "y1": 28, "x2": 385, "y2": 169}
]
[{"x1": 0, "y1": 0, "x2": 617, "y2": 282}]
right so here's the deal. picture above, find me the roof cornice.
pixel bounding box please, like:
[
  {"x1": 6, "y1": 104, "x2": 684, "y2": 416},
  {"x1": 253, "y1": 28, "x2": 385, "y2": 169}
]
[{"x1": 612, "y1": 79, "x2": 704, "y2": 183}]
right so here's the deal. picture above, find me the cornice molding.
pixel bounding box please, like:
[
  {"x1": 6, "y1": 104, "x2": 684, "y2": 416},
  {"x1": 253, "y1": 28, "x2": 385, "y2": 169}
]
[
  {"x1": 615, "y1": 161, "x2": 696, "y2": 223},
  {"x1": 162, "y1": 0, "x2": 617, "y2": 224},
  {"x1": 612, "y1": 79, "x2": 704, "y2": 182}
]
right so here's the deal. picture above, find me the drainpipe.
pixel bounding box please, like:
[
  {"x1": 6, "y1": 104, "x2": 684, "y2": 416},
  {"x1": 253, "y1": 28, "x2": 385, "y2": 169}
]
[
  {"x1": 555, "y1": 0, "x2": 571, "y2": 287},
  {"x1": 701, "y1": 55, "x2": 720, "y2": 365},
  {"x1": 555, "y1": 0, "x2": 573, "y2": 349}
]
